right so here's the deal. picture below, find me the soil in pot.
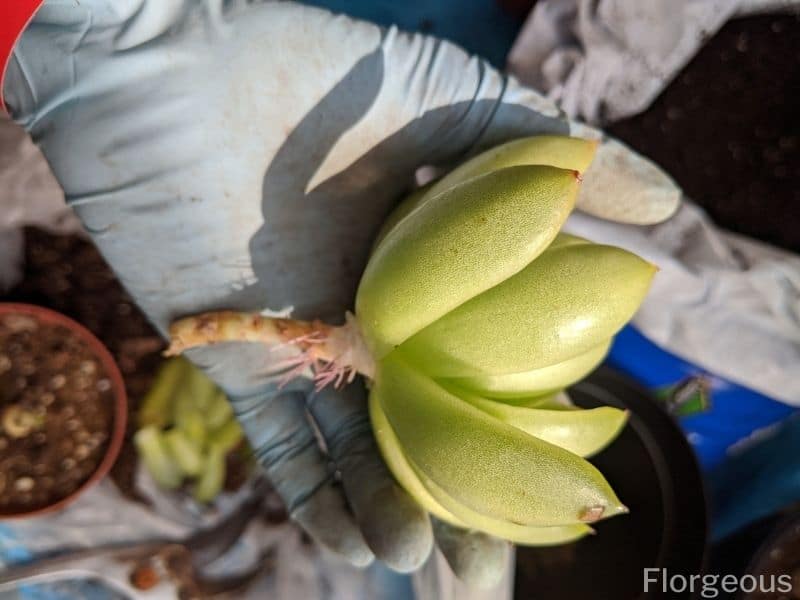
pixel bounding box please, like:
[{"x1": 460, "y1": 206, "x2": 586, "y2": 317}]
[
  {"x1": 0, "y1": 312, "x2": 113, "y2": 514},
  {"x1": 3, "y1": 229, "x2": 254, "y2": 501}
]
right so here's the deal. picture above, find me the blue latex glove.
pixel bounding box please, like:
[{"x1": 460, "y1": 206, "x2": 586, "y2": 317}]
[{"x1": 3, "y1": 0, "x2": 679, "y2": 584}]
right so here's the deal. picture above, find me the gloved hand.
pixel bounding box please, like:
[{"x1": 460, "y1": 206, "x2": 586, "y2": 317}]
[{"x1": 3, "y1": 0, "x2": 680, "y2": 585}]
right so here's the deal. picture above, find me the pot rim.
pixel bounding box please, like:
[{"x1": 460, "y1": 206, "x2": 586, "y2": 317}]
[{"x1": 0, "y1": 302, "x2": 128, "y2": 519}]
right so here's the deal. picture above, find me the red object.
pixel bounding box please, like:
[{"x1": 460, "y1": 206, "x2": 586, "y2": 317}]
[
  {"x1": 0, "y1": 0, "x2": 44, "y2": 115},
  {"x1": 0, "y1": 303, "x2": 128, "y2": 519}
]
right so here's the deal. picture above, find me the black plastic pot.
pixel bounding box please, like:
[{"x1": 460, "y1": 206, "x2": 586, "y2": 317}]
[
  {"x1": 738, "y1": 510, "x2": 800, "y2": 600},
  {"x1": 515, "y1": 368, "x2": 709, "y2": 599}
]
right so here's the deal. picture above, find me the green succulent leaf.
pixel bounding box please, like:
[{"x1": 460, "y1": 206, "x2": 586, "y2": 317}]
[
  {"x1": 451, "y1": 387, "x2": 628, "y2": 458},
  {"x1": 370, "y1": 389, "x2": 594, "y2": 545},
  {"x1": 138, "y1": 358, "x2": 189, "y2": 428},
  {"x1": 374, "y1": 355, "x2": 626, "y2": 527},
  {"x1": 164, "y1": 428, "x2": 204, "y2": 477},
  {"x1": 502, "y1": 391, "x2": 579, "y2": 410},
  {"x1": 410, "y1": 457, "x2": 595, "y2": 546},
  {"x1": 209, "y1": 418, "x2": 244, "y2": 453},
  {"x1": 356, "y1": 165, "x2": 580, "y2": 359},
  {"x1": 369, "y1": 389, "x2": 469, "y2": 527},
  {"x1": 135, "y1": 426, "x2": 183, "y2": 490},
  {"x1": 193, "y1": 443, "x2": 226, "y2": 504},
  {"x1": 372, "y1": 136, "x2": 597, "y2": 256},
  {"x1": 448, "y1": 339, "x2": 611, "y2": 399},
  {"x1": 372, "y1": 183, "x2": 432, "y2": 251},
  {"x1": 205, "y1": 389, "x2": 234, "y2": 430},
  {"x1": 398, "y1": 235, "x2": 656, "y2": 377},
  {"x1": 424, "y1": 135, "x2": 598, "y2": 202}
]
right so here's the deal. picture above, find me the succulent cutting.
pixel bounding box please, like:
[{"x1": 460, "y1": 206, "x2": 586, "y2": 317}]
[
  {"x1": 165, "y1": 135, "x2": 656, "y2": 543},
  {"x1": 135, "y1": 357, "x2": 246, "y2": 503}
]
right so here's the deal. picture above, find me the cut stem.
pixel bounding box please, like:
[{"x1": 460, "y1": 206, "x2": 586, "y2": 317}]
[{"x1": 165, "y1": 311, "x2": 375, "y2": 385}]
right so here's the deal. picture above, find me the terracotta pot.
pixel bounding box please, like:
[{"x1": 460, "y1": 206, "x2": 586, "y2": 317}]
[{"x1": 0, "y1": 303, "x2": 127, "y2": 519}]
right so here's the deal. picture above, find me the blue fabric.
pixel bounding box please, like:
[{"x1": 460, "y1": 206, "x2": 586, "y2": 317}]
[
  {"x1": 0, "y1": 526, "x2": 33, "y2": 566},
  {"x1": 1, "y1": 526, "x2": 122, "y2": 600},
  {"x1": 608, "y1": 325, "x2": 800, "y2": 539},
  {"x1": 607, "y1": 325, "x2": 796, "y2": 471},
  {"x1": 707, "y1": 414, "x2": 800, "y2": 541}
]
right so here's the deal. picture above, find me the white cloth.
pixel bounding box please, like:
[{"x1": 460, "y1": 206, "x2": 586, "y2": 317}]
[
  {"x1": 0, "y1": 115, "x2": 82, "y2": 291},
  {"x1": 566, "y1": 204, "x2": 800, "y2": 405},
  {"x1": 0, "y1": 468, "x2": 412, "y2": 600},
  {"x1": 508, "y1": 0, "x2": 800, "y2": 124}
]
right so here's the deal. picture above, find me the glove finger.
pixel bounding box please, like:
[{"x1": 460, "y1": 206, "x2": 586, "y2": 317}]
[
  {"x1": 484, "y1": 81, "x2": 681, "y2": 225},
  {"x1": 567, "y1": 121, "x2": 681, "y2": 225},
  {"x1": 291, "y1": 481, "x2": 374, "y2": 568},
  {"x1": 432, "y1": 518, "x2": 511, "y2": 590},
  {"x1": 308, "y1": 383, "x2": 434, "y2": 573},
  {"x1": 228, "y1": 386, "x2": 373, "y2": 567}
]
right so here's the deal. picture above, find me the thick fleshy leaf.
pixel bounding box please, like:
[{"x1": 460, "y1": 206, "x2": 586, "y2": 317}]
[
  {"x1": 370, "y1": 389, "x2": 594, "y2": 545},
  {"x1": 371, "y1": 184, "x2": 432, "y2": 251},
  {"x1": 508, "y1": 390, "x2": 578, "y2": 410},
  {"x1": 372, "y1": 136, "x2": 597, "y2": 255},
  {"x1": 399, "y1": 237, "x2": 656, "y2": 377},
  {"x1": 411, "y1": 459, "x2": 594, "y2": 546},
  {"x1": 424, "y1": 135, "x2": 597, "y2": 201},
  {"x1": 375, "y1": 355, "x2": 626, "y2": 526},
  {"x1": 448, "y1": 339, "x2": 611, "y2": 399},
  {"x1": 369, "y1": 389, "x2": 468, "y2": 527},
  {"x1": 357, "y1": 166, "x2": 579, "y2": 358},
  {"x1": 452, "y1": 388, "x2": 628, "y2": 458}
]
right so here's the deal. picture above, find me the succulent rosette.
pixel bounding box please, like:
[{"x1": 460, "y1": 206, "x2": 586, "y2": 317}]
[{"x1": 167, "y1": 135, "x2": 657, "y2": 545}]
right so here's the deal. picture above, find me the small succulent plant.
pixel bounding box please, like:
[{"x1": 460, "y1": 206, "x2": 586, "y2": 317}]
[
  {"x1": 135, "y1": 357, "x2": 244, "y2": 503},
  {"x1": 1, "y1": 405, "x2": 44, "y2": 439},
  {"x1": 165, "y1": 135, "x2": 655, "y2": 543}
]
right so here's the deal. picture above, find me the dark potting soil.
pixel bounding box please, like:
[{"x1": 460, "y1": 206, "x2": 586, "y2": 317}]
[
  {"x1": 609, "y1": 14, "x2": 800, "y2": 252},
  {"x1": 0, "y1": 315, "x2": 113, "y2": 513},
  {"x1": 4, "y1": 229, "x2": 165, "y2": 500},
  {"x1": 3, "y1": 229, "x2": 250, "y2": 501}
]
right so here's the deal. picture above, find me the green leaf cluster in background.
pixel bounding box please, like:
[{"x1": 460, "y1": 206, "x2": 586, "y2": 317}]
[{"x1": 134, "y1": 358, "x2": 246, "y2": 503}]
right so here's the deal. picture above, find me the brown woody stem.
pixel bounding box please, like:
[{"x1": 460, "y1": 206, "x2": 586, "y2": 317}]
[{"x1": 165, "y1": 311, "x2": 375, "y2": 382}]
